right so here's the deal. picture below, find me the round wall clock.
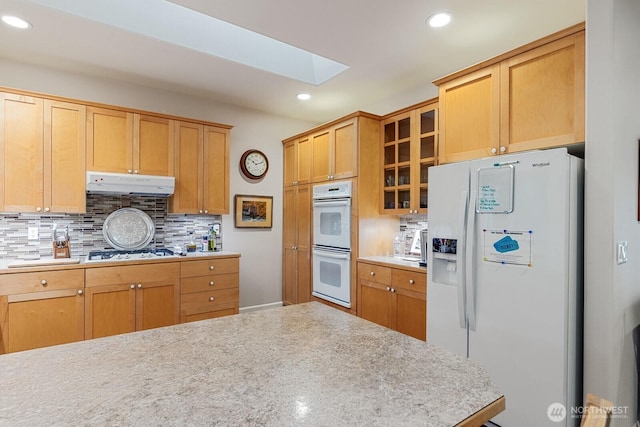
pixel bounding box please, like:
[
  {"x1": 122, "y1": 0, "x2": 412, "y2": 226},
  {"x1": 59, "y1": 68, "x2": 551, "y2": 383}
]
[{"x1": 240, "y1": 149, "x2": 269, "y2": 180}]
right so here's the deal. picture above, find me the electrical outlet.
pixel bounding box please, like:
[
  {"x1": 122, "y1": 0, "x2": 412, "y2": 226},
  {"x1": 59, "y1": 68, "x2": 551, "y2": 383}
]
[
  {"x1": 617, "y1": 241, "x2": 628, "y2": 264},
  {"x1": 28, "y1": 227, "x2": 39, "y2": 240}
]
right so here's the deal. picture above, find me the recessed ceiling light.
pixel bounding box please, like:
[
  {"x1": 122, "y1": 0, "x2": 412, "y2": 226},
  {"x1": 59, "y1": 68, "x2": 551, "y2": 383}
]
[
  {"x1": 1, "y1": 15, "x2": 31, "y2": 29},
  {"x1": 427, "y1": 12, "x2": 452, "y2": 28},
  {"x1": 297, "y1": 93, "x2": 311, "y2": 101}
]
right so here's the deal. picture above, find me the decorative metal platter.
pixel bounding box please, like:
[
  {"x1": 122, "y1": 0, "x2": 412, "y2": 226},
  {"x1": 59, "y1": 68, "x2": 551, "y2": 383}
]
[{"x1": 103, "y1": 208, "x2": 155, "y2": 251}]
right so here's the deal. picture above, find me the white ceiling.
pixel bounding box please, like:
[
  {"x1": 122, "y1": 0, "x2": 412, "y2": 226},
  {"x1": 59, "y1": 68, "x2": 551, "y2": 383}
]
[{"x1": 0, "y1": 0, "x2": 585, "y2": 124}]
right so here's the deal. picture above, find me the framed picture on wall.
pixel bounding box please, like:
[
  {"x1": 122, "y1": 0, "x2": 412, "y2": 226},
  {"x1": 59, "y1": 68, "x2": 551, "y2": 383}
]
[{"x1": 234, "y1": 194, "x2": 273, "y2": 228}]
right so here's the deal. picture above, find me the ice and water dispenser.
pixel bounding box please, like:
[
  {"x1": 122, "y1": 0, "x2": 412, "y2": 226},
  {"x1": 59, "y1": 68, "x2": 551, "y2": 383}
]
[{"x1": 431, "y1": 238, "x2": 458, "y2": 285}]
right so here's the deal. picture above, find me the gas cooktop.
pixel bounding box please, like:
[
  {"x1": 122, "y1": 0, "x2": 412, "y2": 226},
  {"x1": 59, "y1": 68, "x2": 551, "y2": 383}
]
[{"x1": 85, "y1": 248, "x2": 177, "y2": 262}]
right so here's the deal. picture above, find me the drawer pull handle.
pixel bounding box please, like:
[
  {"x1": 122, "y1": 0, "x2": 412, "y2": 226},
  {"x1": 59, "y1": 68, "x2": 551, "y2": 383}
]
[
  {"x1": 209, "y1": 281, "x2": 215, "y2": 286},
  {"x1": 77, "y1": 289, "x2": 83, "y2": 295},
  {"x1": 409, "y1": 279, "x2": 415, "y2": 284},
  {"x1": 209, "y1": 296, "x2": 215, "y2": 302},
  {"x1": 370, "y1": 271, "x2": 375, "y2": 276},
  {"x1": 40, "y1": 279, "x2": 47, "y2": 286},
  {"x1": 209, "y1": 266, "x2": 215, "y2": 271}
]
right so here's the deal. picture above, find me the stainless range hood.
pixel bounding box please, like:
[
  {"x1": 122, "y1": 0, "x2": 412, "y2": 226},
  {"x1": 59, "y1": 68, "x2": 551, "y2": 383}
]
[{"x1": 86, "y1": 171, "x2": 175, "y2": 196}]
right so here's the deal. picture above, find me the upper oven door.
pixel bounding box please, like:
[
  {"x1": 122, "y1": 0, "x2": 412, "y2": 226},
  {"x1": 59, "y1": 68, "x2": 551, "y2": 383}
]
[{"x1": 312, "y1": 198, "x2": 351, "y2": 250}]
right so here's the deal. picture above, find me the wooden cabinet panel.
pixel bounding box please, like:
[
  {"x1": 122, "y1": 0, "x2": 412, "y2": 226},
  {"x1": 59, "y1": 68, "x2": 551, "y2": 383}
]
[
  {"x1": 283, "y1": 135, "x2": 311, "y2": 187},
  {"x1": 202, "y1": 126, "x2": 230, "y2": 214},
  {"x1": 0, "y1": 93, "x2": 44, "y2": 212},
  {"x1": 180, "y1": 287, "x2": 239, "y2": 311},
  {"x1": 360, "y1": 281, "x2": 393, "y2": 330},
  {"x1": 181, "y1": 258, "x2": 239, "y2": 278},
  {"x1": 85, "y1": 283, "x2": 135, "y2": 339},
  {"x1": 332, "y1": 119, "x2": 357, "y2": 180},
  {"x1": 357, "y1": 262, "x2": 391, "y2": 285},
  {"x1": 396, "y1": 293, "x2": 426, "y2": 341},
  {"x1": 137, "y1": 282, "x2": 177, "y2": 331},
  {"x1": 391, "y1": 268, "x2": 426, "y2": 293},
  {"x1": 282, "y1": 185, "x2": 311, "y2": 305},
  {"x1": 182, "y1": 307, "x2": 237, "y2": 323},
  {"x1": 311, "y1": 129, "x2": 331, "y2": 183},
  {"x1": 86, "y1": 107, "x2": 133, "y2": 173},
  {"x1": 134, "y1": 114, "x2": 174, "y2": 176},
  {"x1": 0, "y1": 269, "x2": 84, "y2": 295},
  {"x1": 181, "y1": 273, "x2": 238, "y2": 294}
]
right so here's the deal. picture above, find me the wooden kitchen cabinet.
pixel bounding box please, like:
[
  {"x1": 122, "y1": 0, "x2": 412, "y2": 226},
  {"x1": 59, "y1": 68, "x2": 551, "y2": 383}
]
[
  {"x1": 283, "y1": 135, "x2": 311, "y2": 187},
  {"x1": 86, "y1": 107, "x2": 174, "y2": 176},
  {"x1": 357, "y1": 260, "x2": 426, "y2": 341},
  {"x1": 282, "y1": 184, "x2": 311, "y2": 305},
  {"x1": 311, "y1": 117, "x2": 357, "y2": 183},
  {"x1": 0, "y1": 93, "x2": 86, "y2": 213},
  {"x1": 84, "y1": 262, "x2": 180, "y2": 339},
  {"x1": 436, "y1": 23, "x2": 585, "y2": 163},
  {"x1": 180, "y1": 257, "x2": 239, "y2": 322},
  {"x1": 170, "y1": 121, "x2": 230, "y2": 215},
  {"x1": 381, "y1": 100, "x2": 438, "y2": 215},
  {"x1": 0, "y1": 269, "x2": 85, "y2": 353}
]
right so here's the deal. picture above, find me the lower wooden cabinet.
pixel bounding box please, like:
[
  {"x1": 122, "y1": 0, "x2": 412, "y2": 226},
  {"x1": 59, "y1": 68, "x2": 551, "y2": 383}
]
[
  {"x1": 0, "y1": 269, "x2": 85, "y2": 353},
  {"x1": 85, "y1": 262, "x2": 180, "y2": 339},
  {"x1": 357, "y1": 260, "x2": 426, "y2": 341},
  {"x1": 180, "y1": 257, "x2": 239, "y2": 323}
]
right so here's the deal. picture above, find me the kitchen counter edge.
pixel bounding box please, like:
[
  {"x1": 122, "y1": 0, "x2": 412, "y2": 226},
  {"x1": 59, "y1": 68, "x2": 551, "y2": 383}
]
[{"x1": 357, "y1": 255, "x2": 426, "y2": 273}]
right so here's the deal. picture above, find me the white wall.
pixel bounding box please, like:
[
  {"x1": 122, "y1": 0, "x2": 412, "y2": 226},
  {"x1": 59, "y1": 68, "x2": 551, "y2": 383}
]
[
  {"x1": 0, "y1": 59, "x2": 318, "y2": 310},
  {"x1": 585, "y1": 0, "x2": 640, "y2": 423}
]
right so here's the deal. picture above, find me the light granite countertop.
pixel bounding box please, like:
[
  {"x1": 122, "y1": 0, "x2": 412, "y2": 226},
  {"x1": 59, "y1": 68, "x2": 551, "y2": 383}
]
[
  {"x1": 0, "y1": 302, "x2": 502, "y2": 426},
  {"x1": 358, "y1": 255, "x2": 427, "y2": 272}
]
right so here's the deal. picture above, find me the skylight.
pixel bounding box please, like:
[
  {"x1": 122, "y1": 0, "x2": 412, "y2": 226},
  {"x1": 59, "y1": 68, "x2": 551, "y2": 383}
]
[{"x1": 26, "y1": 0, "x2": 349, "y2": 85}]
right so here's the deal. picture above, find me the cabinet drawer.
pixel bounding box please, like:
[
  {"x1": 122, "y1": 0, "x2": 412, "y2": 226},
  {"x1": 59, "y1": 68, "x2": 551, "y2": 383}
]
[
  {"x1": 391, "y1": 268, "x2": 426, "y2": 293},
  {"x1": 0, "y1": 269, "x2": 84, "y2": 295},
  {"x1": 180, "y1": 287, "x2": 239, "y2": 311},
  {"x1": 357, "y1": 262, "x2": 391, "y2": 285},
  {"x1": 86, "y1": 262, "x2": 179, "y2": 287},
  {"x1": 181, "y1": 273, "x2": 239, "y2": 294},
  {"x1": 180, "y1": 258, "x2": 239, "y2": 278}
]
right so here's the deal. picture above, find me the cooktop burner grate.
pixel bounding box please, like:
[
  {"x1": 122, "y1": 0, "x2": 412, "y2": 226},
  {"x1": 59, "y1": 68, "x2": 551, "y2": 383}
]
[{"x1": 86, "y1": 248, "x2": 175, "y2": 262}]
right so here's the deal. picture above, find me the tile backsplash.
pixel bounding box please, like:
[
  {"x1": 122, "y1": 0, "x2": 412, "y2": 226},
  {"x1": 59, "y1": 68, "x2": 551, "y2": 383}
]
[{"x1": 0, "y1": 194, "x2": 222, "y2": 261}]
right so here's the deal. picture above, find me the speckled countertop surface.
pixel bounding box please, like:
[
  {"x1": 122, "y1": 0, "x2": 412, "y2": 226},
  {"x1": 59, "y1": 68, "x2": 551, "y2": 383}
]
[{"x1": 0, "y1": 302, "x2": 501, "y2": 426}]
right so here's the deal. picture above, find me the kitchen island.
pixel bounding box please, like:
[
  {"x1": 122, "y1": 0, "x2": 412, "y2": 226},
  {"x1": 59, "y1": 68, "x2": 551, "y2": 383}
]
[{"x1": 0, "y1": 302, "x2": 503, "y2": 426}]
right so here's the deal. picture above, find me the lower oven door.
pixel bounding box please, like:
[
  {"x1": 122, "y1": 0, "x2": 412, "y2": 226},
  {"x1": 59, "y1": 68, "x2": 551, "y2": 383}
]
[{"x1": 312, "y1": 247, "x2": 351, "y2": 308}]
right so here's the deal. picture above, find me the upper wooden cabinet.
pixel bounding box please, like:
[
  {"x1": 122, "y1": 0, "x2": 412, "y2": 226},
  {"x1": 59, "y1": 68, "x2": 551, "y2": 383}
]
[
  {"x1": 311, "y1": 118, "x2": 357, "y2": 183},
  {"x1": 170, "y1": 121, "x2": 230, "y2": 215},
  {"x1": 0, "y1": 93, "x2": 86, "y2": 213},
  {"x1": 283, "y1": 135, "x2": 311, "y2": 187},
  {"x1": 381, "y1": 100, "x2": 438, "y2": 215},
  {"x1": 435, "y1": 23, "x2": 585, "y2": 163},
  {"x1": 86, "y1": 107, "x2": 174, "y2": 176}
]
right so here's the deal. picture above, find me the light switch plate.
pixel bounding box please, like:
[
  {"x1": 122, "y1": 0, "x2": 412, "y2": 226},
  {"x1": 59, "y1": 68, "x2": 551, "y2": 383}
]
[
  {"x1": 617, "y1": 241, "x2": 628, "y2": 264},
  {"x1": 28, "y1": 227, "x2": 39, "y2": 240}
]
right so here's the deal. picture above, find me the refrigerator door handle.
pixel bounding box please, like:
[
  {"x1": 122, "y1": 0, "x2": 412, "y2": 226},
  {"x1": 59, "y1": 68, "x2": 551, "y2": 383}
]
[
  {"x1": 456, "y1": 191, "x2": 468, "y2": 329},
  {"x1": 466, "y1": 189, "x2": 478, "y2": 331}
]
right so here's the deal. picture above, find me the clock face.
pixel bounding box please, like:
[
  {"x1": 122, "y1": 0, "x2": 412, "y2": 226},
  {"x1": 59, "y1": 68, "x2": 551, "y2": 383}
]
[{"x1": 241, "y1": 150, "x2": 268, "y2": 179}]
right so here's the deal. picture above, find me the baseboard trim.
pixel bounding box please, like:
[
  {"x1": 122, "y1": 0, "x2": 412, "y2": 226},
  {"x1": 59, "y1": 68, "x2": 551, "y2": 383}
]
[{"x1": 239, "y1": 301, "x2": 283, "y2": 314}]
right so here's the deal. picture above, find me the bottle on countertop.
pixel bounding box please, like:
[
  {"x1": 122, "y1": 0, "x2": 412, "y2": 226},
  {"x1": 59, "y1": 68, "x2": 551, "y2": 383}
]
[
  {"x1": 208, "y1": 225, "x2": 216, "y2": 251},
  {"x1": 201, "y1": 234, "x2": 208, "y2": 251},
  {"x1": 187, "y1": 232, "x2": 197, "y2": 252}
]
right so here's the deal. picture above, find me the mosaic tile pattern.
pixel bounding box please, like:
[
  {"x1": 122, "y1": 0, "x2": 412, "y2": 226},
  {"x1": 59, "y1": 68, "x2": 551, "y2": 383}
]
[{"x1": 0, "y1": 195, "x2": 222, "y2": 261}]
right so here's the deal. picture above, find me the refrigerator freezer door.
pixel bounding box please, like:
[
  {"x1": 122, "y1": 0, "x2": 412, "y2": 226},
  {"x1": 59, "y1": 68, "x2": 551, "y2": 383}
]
[{"x1": 466, "y1": 149, "x2": 581, "y2": 426}]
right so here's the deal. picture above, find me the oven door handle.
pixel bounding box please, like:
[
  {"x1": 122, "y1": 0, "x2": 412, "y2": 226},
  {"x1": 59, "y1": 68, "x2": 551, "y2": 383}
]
[
  {"x1": 312, "y1": 199, "x2": 351, "y2": 207},
  {"x1": 313, "y1": 249, "x2": 351, "y2": 260}
]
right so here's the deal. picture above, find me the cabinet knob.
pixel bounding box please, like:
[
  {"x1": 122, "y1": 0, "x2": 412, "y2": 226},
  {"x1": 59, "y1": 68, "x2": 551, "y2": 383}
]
[
  {"x1": 127, "y1": 169, "x2": 132, "y2": 173},
  {"x1": 409, "y1": 279, "x2": 415, "y2": 285},
  {"x1": 44, "y1": 207, "x2": 50, "y2": 212},
  {"x1": 77, "y1": 289, "x2": 83, "y2": 295},
  {"x1": 390, "y1": 287, "x2": 396, "y2": 293},
  {"x1": 130, "y1": 284, "x2": 135, "y2": 289},
  {"x1": 40, "y1": 279, "x2": 47, "y2": 286},
  {"x1": 199, "y1": 210, "x2": 204, "y2": 214},
  {"x1": 293, "y1": 181, "x2": 298, "y2": 185},
  {"x1": 204, "y1": 210, "x2": 208, "y2": 214},
  {"x1": 134, "y1": 170, "x2": 139, "y2": 174},
  {"x1": 209, "y1": 296, "x2": 215, "y2": 302},
  {"x1": 370, "y1": 271, "x2": 375, "y2": 276},
  {"x1": 386, "y1": 286, "x2": 391, "y2": 291},
  {"x1": 209, "y1": 281, "x2": 215, "y2": 286},
  {"x1": 500, "y1": 146, "x2": 506, "y2": 153},
  {"x1": 137, "y1": 283, "x2": 142, "y2": 289},
  {"x1": 491, "y1": 147, "x2": 497, "y2": 154},
  {"x1": 36, "y1": 207, "x2": 42, "y2": 212},
  {"x1": 209, "y1": 266, "x2": 215, "y2": 271}
]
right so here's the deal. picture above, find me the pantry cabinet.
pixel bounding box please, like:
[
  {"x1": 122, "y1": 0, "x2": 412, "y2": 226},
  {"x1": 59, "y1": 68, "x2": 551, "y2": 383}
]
[
  {"x1": 84, "y1": 262, "x2": 180, "y2": 339},
  {"x1": 0, "y1": 269, "x2": 85, "y2": 353},
  {"x1": 381, "y1": 100, "x2": 438, "y2": 215},
  {"x1": 0, "y1": 93, "x2": 86, "y2": 213},
  {"x1": 179, "y1": 257, "x2": 239, "y2": 322},
  {"x1": 282, "y1": 184, "x2": 311, "y2": 305},
  {"x1": 170, "y1": 121, "x2": 230, "y2": 215},
  {"x1": 357, "y1": 260, "x2": 426, "y2": 341},
  {"x1": 436, "y1": 23, "x2": 585, "y2": 163},
  {"x1": 283, "y1": 135, "x2": 311, "y2": 187},
  {"x1": 311, "y1": 118, "x2": 357, "y2": 183}
]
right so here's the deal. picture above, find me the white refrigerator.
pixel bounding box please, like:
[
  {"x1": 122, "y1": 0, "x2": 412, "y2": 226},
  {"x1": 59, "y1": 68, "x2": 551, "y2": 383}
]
[{"x1": 427, "y1": 148, "x2": 583, "y2": 427}]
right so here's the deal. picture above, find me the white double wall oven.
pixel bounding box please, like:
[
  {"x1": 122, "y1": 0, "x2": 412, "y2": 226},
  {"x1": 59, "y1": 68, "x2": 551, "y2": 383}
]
[{"x1": 311, "y1": 181, "x2": 352, "y2": 308}]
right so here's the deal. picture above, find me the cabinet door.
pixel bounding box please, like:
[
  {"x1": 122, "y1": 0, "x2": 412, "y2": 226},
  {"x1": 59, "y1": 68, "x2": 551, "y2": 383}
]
[
  {"x1": 332, "y1": 119, "x2": 357, "y2": 180},
  {"x1": 85, "y1": 283, "x2": 136, "y2": 339},
  {"x1": 283, "y1": 139, "x2": 297, "y2": 187},
  {"x1": 438, "y1": 65, "x2": 500, "y2": 164},
  {"x1": 282, "y1": 185, "x2": 311, "y2": 305},
  {"x1": 136, "y1": 280, "x2": 179, "y2": 331},
  {"x1": 282, "y1": 186, "x2": 297, "y2": 305},
  {"x1": 86, "y1": 107, "x2": 133, "y2": 173},
  {"x1": 171, "y1": 121, "x2": 203, "y2": 214},
  {"x1": 202, "y1": 125, "x2": 230, "y2": 214},
  {"x1": 311, "y1": 129, "x2": 331, "y2": 182},
  {"x1": 134, "y1": 114, "x2": 174, "y2": 176},
  {"x1": 6, "y1": 289, "x2": 84, "y2": 353},
  {"x1": 413, "y1": 104, "x2": 437, "y2": 214},
  {"x1": 359, "y1": 280, "x2": 393, "y2": 330},
  {"x1": 395, "y1": 292, "x2": 426, "y2": 341},
  {"x1": 0, "y1": 92, "x2": 44, "y2": 212},
  {"x1": 45, "y1": 100, "x2": 86, "y2": 213},
  {"x1": 501, "y1": 31, "x2": 585, "y2": 152},
  {"x1": 381, "y1": 111, "x2": 412, "y2": 214},
  {"x1": 297, "y1": 135, "x2": 311, "y2": 185}
]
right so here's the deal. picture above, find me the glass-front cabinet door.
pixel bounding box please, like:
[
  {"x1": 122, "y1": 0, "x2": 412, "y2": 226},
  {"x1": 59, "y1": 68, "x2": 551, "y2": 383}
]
[{"x1": 416, "y1": 104, "x2": 437, "y2": 213}]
